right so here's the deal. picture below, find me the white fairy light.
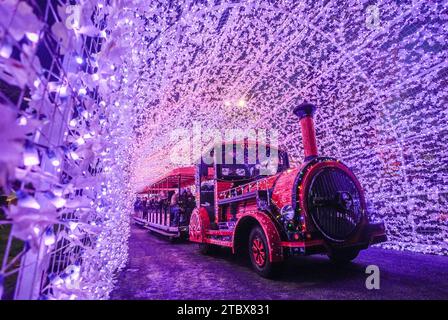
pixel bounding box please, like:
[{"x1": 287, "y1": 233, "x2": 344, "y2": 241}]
[
  {"x1": 17, "y1": 116, "x2": 28, "y2": 126},
  {"x1": 68, "y1": 222, "x2": 78, "y2": 231},
  {"x1": 78, "y1": 87, "x2": 87, "y2": 95},
  {"x1": 43, "y1": 229, "x2": 56, "y2": 246},
  {"x1": 51, "y1": 158, "x2": 60, "y2": 167},
  {"x1": 59, "y1": 85, "x2": 68, "y2": 97},
  {"x1": 0, "y1": 43, "x2": 12, "y2": 58},
  {"x1": 33, "y1": 226, "x2": 41, "y2": 236},
  {"x1": 70, "y1": 151, "x2": 80, "y2": 161},
  {"x1": 69, "y1": 119, "x2": 77, "y2": 127},
  {"x1": 23, "y1": 143, "x2": 40, "y2": 166},
  {"x1": 76, "y1": 137, "x2": 86, "y2": 145},
  {"x1": 236, "y1": 98, "x2": 246, "y2": 108},
  {"x1": 25, "y1": 32, "x2": 39, "y2": 43}
]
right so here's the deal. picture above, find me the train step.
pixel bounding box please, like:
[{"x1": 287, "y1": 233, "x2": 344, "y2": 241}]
[{"x1": 217, "y1": 221, "x2": 236, "y2": 230}]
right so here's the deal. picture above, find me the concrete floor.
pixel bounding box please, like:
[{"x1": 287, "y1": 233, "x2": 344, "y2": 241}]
[{"x1": 110, "y1": 225, "x2": 448, "y2": 300}]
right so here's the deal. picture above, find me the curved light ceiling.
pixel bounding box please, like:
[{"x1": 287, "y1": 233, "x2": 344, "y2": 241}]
[{"x1": 126, "y1": 0, "x2": 447, "y2": 254}]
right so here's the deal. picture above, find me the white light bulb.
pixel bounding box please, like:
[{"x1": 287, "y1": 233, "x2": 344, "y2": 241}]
[
  {"x1": 26, "y1": 32, "x2": 39, "y2": 43},
  {"x1": 237, "y1": 98, "x2": 246, "y2": 108},
  {"x1": 0, "y1": 43, "x2": 12, "y2": 58}
]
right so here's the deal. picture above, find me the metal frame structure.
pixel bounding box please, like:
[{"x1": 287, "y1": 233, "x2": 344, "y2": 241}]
[{"x1": 0, "y1": 0, "x2": 106, "y2": 300}]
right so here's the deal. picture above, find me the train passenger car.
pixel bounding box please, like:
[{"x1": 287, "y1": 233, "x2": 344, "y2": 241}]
[
  {"x1": 134, "y1": 167, "x2": 195, "y2": 240},
  {"x1": 188, "y1": 103, "x2": 387, "y2": 277}
]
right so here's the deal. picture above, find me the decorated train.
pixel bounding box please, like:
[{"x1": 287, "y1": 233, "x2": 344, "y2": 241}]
[{"x1": 134, "y1": 103, "x2": 387, "y2": 277}]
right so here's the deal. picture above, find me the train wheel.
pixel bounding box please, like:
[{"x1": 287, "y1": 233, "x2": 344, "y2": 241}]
[
  {"x1": 248, "y1": 226, "x2": 278, "y2": 278},
  {"x1": 327, "y1": 248, "x2": 360, "y2": 265}
]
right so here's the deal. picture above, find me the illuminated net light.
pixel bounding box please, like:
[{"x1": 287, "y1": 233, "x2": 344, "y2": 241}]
[{"x1": 126, "y1": 1, "x2": 448, "y2": 256}]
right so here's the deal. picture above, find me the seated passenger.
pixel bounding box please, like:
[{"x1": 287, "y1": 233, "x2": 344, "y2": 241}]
[
  {"x1": 182, "y1": 188, "x2": 195, "y2": 224},
  {"x1": 133, "y1": 198, "x2": 140, "y2": 213},
  {"x1": 170, "y1": 190, "x2": 180, "y2": 226},
  {"x1": 142, "y1": 198, "x2": 148, "y2": 220}
]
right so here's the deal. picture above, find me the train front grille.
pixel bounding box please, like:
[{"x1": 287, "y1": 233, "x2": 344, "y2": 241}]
[{"x1": 306, "y1": 167, "x2": 363, "y2": 242}]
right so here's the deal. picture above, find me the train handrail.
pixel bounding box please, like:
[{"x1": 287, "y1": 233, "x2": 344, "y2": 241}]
[
  {"x1": 136, "y1": 205, "x2": 191, "y2": 228},
  {"x1": 218, "y1": 178, "x2": 270, "y2": 201}
]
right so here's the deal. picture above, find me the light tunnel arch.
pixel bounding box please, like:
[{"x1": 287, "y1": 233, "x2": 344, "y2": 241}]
[{"x1": 130, "y1": 1, "x2": 448, "y2": 255}]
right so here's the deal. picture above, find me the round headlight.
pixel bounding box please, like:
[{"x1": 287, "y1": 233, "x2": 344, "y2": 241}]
[{"x1": 280, "y1": 205, "x2": 295, "y2": 220}]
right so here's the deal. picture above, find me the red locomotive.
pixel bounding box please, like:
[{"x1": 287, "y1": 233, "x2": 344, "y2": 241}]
[{"x1": 186, "y1": 103, "x2": 387, "y2": 277}]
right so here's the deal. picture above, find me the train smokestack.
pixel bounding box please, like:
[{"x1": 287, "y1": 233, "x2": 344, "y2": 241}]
[{"x1": 293, "y1": 103, "x2": 318, "y2": 161}]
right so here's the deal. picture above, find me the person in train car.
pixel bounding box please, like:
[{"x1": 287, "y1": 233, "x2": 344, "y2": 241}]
[
  {"x1": 178, "y1": 188, "x2": 188, "y2": 224},
  {"x1": 170, "y1": 189, "x2": 180, "y2": 226},
  {"x1": 156, "y1": 195, "x2": 161, "y2": 214},
  {"x1": 133, "y1": 197, "x2": 140, "y2": 213},
  {"x1": 152, "y1": 195, "x2": 157, "y2": 213},
  {"x1": 152, "y1": 197, "x2": 157, "y2": 211},
  {"x1": 163, "y1": 191, "x2": 170, "y2": 220},
  {"x1": 148, "y1": 197, "x2": 153, "y2": 211},
  {"x1": 142, "y1": 197, "x2": 148, "y2": 220},
  {"x1": 156, "y1": 193, "x2": 164, "y2": 216},
  {"x1": 178, "y1": 189, "x2": 185, "y2": 222},
  {"x1": 183, "y1": 188, "x2": 195, "y2": 223}
]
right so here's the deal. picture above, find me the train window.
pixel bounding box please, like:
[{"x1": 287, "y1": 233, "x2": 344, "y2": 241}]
[
  {"x1": 199, "y1": 180, "x2": 215, "y2": 221},
  {"x1": 216, "y1": 149, "x2": 289, "y2": 181},
  {"x1": 199, "y1": 142, "x2": 290, "y2": 181}
]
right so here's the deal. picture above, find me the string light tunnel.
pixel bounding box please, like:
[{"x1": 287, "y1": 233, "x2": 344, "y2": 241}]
[{"x1": 0, "y1": 0, "x2": 446, "y2": 300}]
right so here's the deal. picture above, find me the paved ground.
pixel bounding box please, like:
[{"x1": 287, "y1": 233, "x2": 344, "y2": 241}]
[{"x1": 110, "y1": 225, "x2": 448, "y2": 300}]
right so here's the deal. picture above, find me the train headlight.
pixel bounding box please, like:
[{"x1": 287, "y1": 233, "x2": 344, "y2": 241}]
[{"x1": 280, "y1": 205, "x2": 295, "y2": 221}]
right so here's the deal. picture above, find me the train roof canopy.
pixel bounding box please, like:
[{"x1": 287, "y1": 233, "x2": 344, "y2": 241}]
[{"x1": 137, "y1": 166, "x2": 195, "y2": 194}]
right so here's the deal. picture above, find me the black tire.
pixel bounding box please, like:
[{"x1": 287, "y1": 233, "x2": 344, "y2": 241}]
[
  {"x1": 328, "y1": 247, "x2": 360, "y2": 265},
  {"x1": 248, "y1": 226, "x2": 280, "y2": 278},
  {"x1": 198, "y1": 243, "x2": 214, "y2": 255},
  {"x1": 180, "y1": 231, "x2": 189, "y2": 241}
]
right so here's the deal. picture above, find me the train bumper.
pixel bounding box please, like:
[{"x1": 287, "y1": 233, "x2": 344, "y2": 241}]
[
  {"x1": 281, "y1": 222, "x2": 387, "y2": 256},
  {"x1": 280, "y1": 239, "x2": 326, "y2": 256}
]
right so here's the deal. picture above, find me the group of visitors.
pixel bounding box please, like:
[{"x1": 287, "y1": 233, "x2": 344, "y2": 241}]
[{"x1": 134, "y1": 188, "x2": 196, "y2": 227}]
